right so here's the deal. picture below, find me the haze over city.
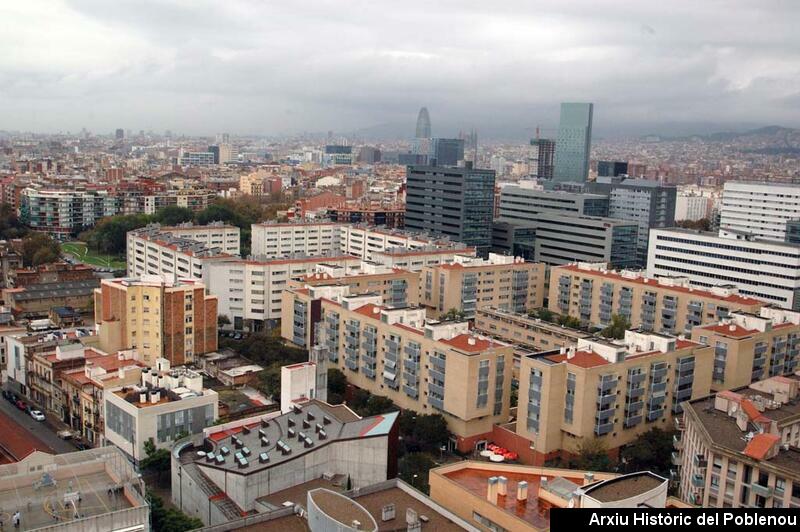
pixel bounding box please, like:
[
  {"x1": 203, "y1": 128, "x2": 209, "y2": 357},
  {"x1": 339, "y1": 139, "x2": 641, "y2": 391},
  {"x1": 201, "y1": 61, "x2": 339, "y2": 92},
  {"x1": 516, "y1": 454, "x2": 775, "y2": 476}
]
[{"x1": 2, "y1": 0, "x2": 800, "y2": 137}]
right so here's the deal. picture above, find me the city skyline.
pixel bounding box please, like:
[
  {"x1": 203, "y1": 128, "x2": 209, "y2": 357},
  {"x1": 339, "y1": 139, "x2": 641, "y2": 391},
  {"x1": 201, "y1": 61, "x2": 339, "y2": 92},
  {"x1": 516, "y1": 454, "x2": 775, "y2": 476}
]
[{"x1": 1, "y1": 1, "x2": 800, "y2": 136}]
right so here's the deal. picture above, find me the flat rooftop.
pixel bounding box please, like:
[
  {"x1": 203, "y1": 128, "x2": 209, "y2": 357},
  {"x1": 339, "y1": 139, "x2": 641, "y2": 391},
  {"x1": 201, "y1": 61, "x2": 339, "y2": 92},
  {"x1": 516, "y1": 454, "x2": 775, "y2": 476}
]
[{"x1": 583, "y1": 472, "x2": 665, "y2": 503}]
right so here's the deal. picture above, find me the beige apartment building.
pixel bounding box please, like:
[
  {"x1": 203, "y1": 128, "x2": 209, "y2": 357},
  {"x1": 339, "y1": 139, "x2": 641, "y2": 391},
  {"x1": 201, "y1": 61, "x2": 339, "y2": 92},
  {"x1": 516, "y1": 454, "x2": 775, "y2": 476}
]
[
  {"x1": 474, "y1": 307, "x2": 592, "y2": 379},
  {"x1": 282, "y1": 287, "x2": 513, "y2": 452},
  {"x1": 420, "y1": 254, "x2": 546, "y2": 319},
  {"x1": 692, "y1": 307, "x2": 800, "y2": 391},
  {"x1": 675, "y1": 376, "x2": 800, "y2": 508},
  {"x1": 94, "y1": 276, "x2": 218, "y2": 366},
  {"x1": 517, "y1": 330, "x2": 713, "y2": 464},
  {"x1": 549, "y1": 263, "x2": 763, "y2": 333},
  {"x1": 369, "y1": 246, "x2": 476, "y2": 271}
]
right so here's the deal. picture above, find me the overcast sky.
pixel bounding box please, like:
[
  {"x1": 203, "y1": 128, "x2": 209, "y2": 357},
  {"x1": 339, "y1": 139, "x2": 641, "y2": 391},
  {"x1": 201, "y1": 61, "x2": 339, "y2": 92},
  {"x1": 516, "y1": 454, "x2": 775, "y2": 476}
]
[{"x1": 1, "y1": 0, "x2": 799, "y2": 137}]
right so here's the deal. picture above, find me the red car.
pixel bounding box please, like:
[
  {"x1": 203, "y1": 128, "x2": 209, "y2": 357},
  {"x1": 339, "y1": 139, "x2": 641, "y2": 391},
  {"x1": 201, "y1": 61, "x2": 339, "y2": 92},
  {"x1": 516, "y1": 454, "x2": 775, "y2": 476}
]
[{"x1": 15, "y1": 400, "x2": 27, "y2": 411}]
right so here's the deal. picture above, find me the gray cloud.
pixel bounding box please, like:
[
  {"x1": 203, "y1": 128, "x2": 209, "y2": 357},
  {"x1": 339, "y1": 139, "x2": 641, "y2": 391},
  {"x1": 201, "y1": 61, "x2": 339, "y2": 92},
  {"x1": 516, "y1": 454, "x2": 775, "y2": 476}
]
[{"x1": 0, "y1": 0, "x2": 799, "y2": 137}]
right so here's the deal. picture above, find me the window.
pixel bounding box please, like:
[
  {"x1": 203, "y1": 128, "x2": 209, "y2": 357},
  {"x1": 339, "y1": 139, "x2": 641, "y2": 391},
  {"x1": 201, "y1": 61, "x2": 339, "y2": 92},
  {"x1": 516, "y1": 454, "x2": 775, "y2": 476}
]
[{"x1": 473, "y1": 512, "x2": 507, "y2": 532}]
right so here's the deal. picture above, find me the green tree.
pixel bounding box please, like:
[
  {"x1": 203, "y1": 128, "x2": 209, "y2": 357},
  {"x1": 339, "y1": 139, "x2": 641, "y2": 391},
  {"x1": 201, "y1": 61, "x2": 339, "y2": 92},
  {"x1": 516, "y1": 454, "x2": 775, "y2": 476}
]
[
  {"x1": 256, "y1": 362, "x2": 282, "y2": 400},
  {"x1": 556, "y1": 314, "x2": 584, "y2": 330},
  {"x1": 441, "y1": 308, "x2": 466, "y2": 321},
  {"x1": 619, "y1": 428, "x2": 675, "y2": 477},
  {"x1": 220, "y1": 331, "x2": 307, "y2": 366},
  {"x1": 676, "y1": 218, "x2": 711, "y2": 231},
  {"x1": 217, "y1": 314, "x2": 231, "y2": 327},
  {"x1": 529, "y1": 308, "x2": 554, "y2": 322},
  {"x1": 154, "y1": 206, "x2": 194, "y2": 226},
  {"x1": 573, "y1": 438, "x2": 616, "y2": 472},
  {"x1": 0, "y1": 204, "x2": 28, "y2": 239},
  {"x1": 327, "y1": 368, "x2": 347, "y2": 405},
  {"x1": 600, "y1": 314, "x2": 630, "y2": 340},
  {"x1": 397, "y1": 411, "x2": 450, "y2": 454},
  {"x1": 140, "y1": 439, "x2": 171, "y2": 485},
  {"x1": 21, "y1": 233, "x2": 60, "y2": 266},
  {"x1": 363, "y1": 395, "x2": 398, "y2": 417},
  {"x1": 147, "y1": 490, "x2": 203, "y2": 532},
  {"x1": 81, "y1": 213, "x2": 153, "y2": 255},
  {"x1": 398, "y1": 453, "x2": 436, "y2": 494}
]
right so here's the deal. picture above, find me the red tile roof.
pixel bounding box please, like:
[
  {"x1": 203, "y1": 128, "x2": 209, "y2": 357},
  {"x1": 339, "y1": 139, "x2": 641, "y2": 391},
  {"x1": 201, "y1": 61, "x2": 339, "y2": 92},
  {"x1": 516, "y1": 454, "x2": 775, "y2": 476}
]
[
  {"x1": 546, "y1": 350, "x2": 610, "y2": 368},
  {"x1": 0, "y1": 411, "x2": 52, "y2": 463},
  {"x1": 698, "y1": 323, "x2": 758, "y2": 338},
  {"x1": 741, "y1": 399, "x2": 770, "y2": 423},
  {"x1": 742, "y1": 433, "x2": 780, "y2": 460},
  {"x1": 353, "y1": 304, "x2": 384, "y2": 319},
  {"x1": 440, "y1": 334, "x2": 505, "y2": 353}
]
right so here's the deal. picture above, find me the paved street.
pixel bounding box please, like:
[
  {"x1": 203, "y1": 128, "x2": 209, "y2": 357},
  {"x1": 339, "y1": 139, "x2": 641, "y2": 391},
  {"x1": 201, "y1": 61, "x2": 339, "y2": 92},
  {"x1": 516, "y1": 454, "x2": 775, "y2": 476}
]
[{"x1": 0, "y1": 393, "x2": 79, "y2": 454}]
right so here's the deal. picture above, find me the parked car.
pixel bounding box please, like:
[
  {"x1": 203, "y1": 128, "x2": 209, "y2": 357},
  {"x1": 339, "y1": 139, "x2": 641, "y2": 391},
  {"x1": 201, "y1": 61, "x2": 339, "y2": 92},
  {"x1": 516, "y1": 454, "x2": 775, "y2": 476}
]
[
  {"x1": 30, "y1": 410, "x2": 45, "y2": 422},
  {"x1": 57, "y1": 430, "x2": 75, "y2": 440},
  {"x1": 15, "y1": 400, "x2": 27, "y2": 411},
  {"x1": 1, "y1": 390, "x2": 10, "y2": 401}
]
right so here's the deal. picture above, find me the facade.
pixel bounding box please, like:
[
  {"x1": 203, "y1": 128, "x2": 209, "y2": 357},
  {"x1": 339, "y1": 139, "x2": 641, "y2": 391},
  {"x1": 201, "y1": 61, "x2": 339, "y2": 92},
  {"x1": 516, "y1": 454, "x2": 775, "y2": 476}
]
[
  {"x1": 597, "y1": 160, "x2": 628, "y2": 177},
  {"x1": 676, "y1": 192, "x2": 710, "y2": 222},
  {"x1": 431, "y1": 461, "x2": 673, "y2": 532},
  {"x1": 3, "y1": 279, "x2": 99, "y2": 318},
  {"x1": 490, "y1": 221, "x2": 537, "y2": 260},
  {"x1": 151, "y1": 222, "x2": 240, "y2": 255},
  {"x1": 204, "y1": 255, "x2": 363, "y2": 330},
  {"x1": 533, "y1": 214, "x2": 639, "y2": 268},
  {"x1": 432, "y1": 137, "x2": 465, "y2": 166},
  {"x1": 691, "y1": 306, "x2": 800, "y2": 391},
  {"x1": 419, "y1": 253, "x2": 546, "y2": 318},
  {"x1": 405, "y1": 164, "x2": 496, "y2": 255},
  {"x1": 251, "y1": 222, "x2": 340, "y2": 258},
  {"x1": 647, "y1": 228, "x2": 800, "y2": 310},
  {"x1": 171, "y1": 402, "x2": 398, "y2": 525},
  {"x1": 497, "y1": 183, "x2": 609, "y2": 224},
  {"x1": 105, "y1": 358, "x2": 219, "y2": 462},
  {"x1": 94, "y1": 276, "x2": 218, "y2": 366},
  {"x1": 328, "y1": 205, "x2": 404, "y2": 228},
  {"x1": 529, "y1": 138, "x2": 555, "y2": 179},
  {"x1": 19, "y1": 188, "x2": 120, "y2": 240},
  {"x1": 126, "y1": 225, "x2": 236, "y2": 280},
  {"x1": 284, "y1": 289, "x2": 513, "y2": 451},
  {"x1": 337, "y1": 225, "x2": 466, "y2": 261},
  {"x1": 369, "y1": 246, "x2": 477, "y2": 271},
  {"x1": 549, "y1": 262, "x2": 763, "y2": 331},
  {"x1": 675, "y1": 376, "x2": 800, "y2": 508},
  {"x1": 179, "y1": 150, "x2": 215, "y2": 166},
  {"x1": 719, "y1": 181, "x2": 800, "y2": 241},
  {"x1": 517, "y1": 331, "x2": 713, "y2": 463},
  {"x1": 553, "y1": 102, "x2": 593, "y2": 182},
  {"x1": 474, "y1": 306, "x2": 591, "y2": 355},
  {"x1": 587, "y1": 177, "x2": 677, "y2": 266}
]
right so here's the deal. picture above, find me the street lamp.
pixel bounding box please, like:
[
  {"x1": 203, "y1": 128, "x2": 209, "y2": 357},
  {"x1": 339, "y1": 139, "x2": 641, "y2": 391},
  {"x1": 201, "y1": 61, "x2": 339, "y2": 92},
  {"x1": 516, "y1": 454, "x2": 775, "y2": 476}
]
[{"x1": 412, "y1": 474, "x2": 418, "y2": 488}]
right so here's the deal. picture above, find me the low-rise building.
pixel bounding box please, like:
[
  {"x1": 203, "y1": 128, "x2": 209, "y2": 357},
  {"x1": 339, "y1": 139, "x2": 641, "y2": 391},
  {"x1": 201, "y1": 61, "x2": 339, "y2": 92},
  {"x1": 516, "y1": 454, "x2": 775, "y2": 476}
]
[
  {"x1": 419, "y1": 253, "x2": 545, "y2": 318},
  {"x1": 171, "y1": 401, "x2": 398, "y2": 526},
  {"x1": 105, "y1": 358, "x2": 219, "y2": 462},
  {"x1": 3, "y1": 279, "x2": 99, "y2": 318},
  {"x1": 94, "y1": 276, "x2": 218, "y2": 366},
  {"x1": 516, "y1": 330, "x2": 713, "y2": 463},
  {"x1": 285, "y1": 288, "x2": 513, "y2": 452},
  {"x1": 675, "y1": 375, "x2": 800, "y2": 508},
  {"x1": 692, "y1": 307, "x2": 800, "y2": 391},
  {"x1": 549, "y1": 262, "x2": 763, "y2": 333},
  {"x1": 8, "y1": 262, "x2": 95, "y2": 288},
  {"x1": 430, "y1": 461, "x2": 677, "y2": 532}
]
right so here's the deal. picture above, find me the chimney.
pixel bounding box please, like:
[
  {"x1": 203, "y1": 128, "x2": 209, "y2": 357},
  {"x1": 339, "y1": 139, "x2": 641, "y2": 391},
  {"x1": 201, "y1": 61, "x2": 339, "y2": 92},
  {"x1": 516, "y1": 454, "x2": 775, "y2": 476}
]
[
  {"x1": 729, "y1": 324, "x2": 736, "y2": 332},
  {"x1": 560, "y1": 346, "x2": 566, "y2": 355},
  {"x1": 498, "y1": 476, "x2": 508, "y2": 496},
  {"x1": 139, "y1": 392, "x2": 147, "y2": 404},
  {"x1": 151, "y1": 391, "x2": 160, "y2": 404},
  {"x1": 583, "y1": 473, "x2": 594, "y2": 485},
  {"x1": 517, "y1": 481, "x2": 528, "y2": 501},
  {"x1": 487, "y1": 477, "x2": 499, "y2": 504},
  {"x1": 467, "y1": 337, "x2": 476, "y2": 346},
  {"x1": 567, "y1": 346, "x2": 576, "y2": 359},
  {"x1": 540, "y1": 477, "x2": 548, "y2": 490}
]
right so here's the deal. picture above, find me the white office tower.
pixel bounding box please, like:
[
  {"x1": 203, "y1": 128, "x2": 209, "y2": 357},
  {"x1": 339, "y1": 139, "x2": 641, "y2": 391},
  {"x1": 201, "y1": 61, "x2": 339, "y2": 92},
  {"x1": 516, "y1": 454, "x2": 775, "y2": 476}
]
[
  {"x1": 647, "y1": 227, "x2": 800, "y2": 311},
  {"x1": 719, "y1": 181, "x2": 800, "y2": 241}
]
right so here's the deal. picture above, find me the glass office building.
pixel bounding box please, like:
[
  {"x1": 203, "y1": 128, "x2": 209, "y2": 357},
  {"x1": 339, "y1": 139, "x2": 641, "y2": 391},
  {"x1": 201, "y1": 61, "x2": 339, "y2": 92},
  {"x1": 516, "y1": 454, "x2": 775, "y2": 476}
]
[{"x1": 553, "y1": 102, "x2": 594, "y2": 182}]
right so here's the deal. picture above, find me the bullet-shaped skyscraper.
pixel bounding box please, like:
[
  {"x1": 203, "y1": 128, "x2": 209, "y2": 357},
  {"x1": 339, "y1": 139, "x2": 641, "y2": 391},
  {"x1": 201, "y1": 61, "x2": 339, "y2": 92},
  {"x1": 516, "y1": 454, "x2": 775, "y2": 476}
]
[
  {"x1": 415, "y1": 107, "x2": 431, "y2": 138},
  {"x1": 553, "y1": 102, "x2": 593, "y2": 182}
]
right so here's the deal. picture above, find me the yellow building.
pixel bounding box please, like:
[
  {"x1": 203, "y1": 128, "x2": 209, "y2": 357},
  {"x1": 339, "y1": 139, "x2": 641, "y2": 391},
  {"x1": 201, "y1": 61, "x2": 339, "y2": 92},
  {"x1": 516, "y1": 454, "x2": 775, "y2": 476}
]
[
  {"x1": 420, "y1": 254, "x2": 546, "y2": 318},
  {"x1": 94, "y1": 276, "x2": 218, "y2": 366},
  {"x1": 691, "y1": 306, "x2": 800, "y2": 391},
  {"x1": 516, "y1": 330, "x2": 713, "y2": 464},
  {"x1": 282, "y1": 287, "x2": 513, "y2": 452},
  {"x1": 239, "y1": 169, "x2": 269, "y2": 196},
  {"x1": 549, "y1": 262, "x2": 763, "y2": 333}
]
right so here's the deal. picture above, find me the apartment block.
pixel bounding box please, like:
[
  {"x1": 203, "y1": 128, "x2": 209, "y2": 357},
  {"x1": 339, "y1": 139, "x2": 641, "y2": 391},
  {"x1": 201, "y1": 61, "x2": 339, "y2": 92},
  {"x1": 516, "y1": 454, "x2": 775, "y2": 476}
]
[
  {"x1": 94, "y1": 276, "x2": 218, "y2": 366},
  {"x1": 153, "y1": 221, "x2": 241, "y2": 255},
  {"x1": 105, "y1": 358, "x2": 219, "y2": 463},
  {"x1": 647, "y1": 228, "x2": 800, "y2": 310},
  {"x1": 692, "y1": 307, "x2": 800, "y2": 391},
  {"x1": 337, "y1": 225, "x2": 466, "y2": 261},
  {"x1": 719, "y1": 181, "x2": 800, "y2": 242},
  {"x1": 549, "y1": 263, "x2": 763, "y2": 333},
  {"x1": 251, "y1": 222, "x2": 340, "y2": 258},
  {"x1": 419, "y1": 253, "x2": 545, "y2": 318},
  {"x1": 533, "y1": 214, "x2": 639, "y2": 269},
  {"x1": 20, "y1": 187, "x2": 120, "y2": 240},
  {"x1": 516, "y1": 331, "x2": 713, "y2": 463},
  {"x1": 127, "y1": 225, "x2": 236, "y2": 280},
  {"x1": 675, "y1": 376, "x2": 800, "y2": 508},
  {"x1": 369, "y1": 246, "x2": 476, "y2": 271},
  {"x1": 205, "y1": 255, "x2": 363, "y2": 331},
  {"x1": 283, "y1": 288, "x2": 513, "y2": 452}
]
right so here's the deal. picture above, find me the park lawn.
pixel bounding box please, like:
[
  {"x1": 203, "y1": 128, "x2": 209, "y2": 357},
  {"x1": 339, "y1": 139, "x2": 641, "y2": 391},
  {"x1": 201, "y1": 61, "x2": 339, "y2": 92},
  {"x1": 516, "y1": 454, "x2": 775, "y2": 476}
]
[{"x1": 61, "y1": 241, "x2": 127, "y2": 270}]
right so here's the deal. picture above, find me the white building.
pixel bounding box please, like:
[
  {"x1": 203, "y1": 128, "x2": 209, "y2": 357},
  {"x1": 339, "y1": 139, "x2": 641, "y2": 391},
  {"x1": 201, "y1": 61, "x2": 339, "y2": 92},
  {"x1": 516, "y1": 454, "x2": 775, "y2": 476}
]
[
  {"x1": 251, "y1": 222, "x2": 340, "y2": 258},
  {"x1": 280, "y1": 361, "x2": 326, "y2": 413},
  {"x1": 104, "y1": 358, "x2": 219, "y2": 462},
  {"x1": 675, "y1": 192, "x2": 710, "y2": 222},
  {"x1": 127, "y1": 225, "x2": 237, "y2": 280},
  {"x1": 719, "y1": 181, "x2": 800, "y2": 241},
  {"x1": 155, "y1": 222, "x2": 241, "y2": 255},
  {"x1": 647, "y1": 227, "x2": 800, "y2": 310},
  {"x1": 203, "y1": 255, "x2": 363, "y2": 330}
]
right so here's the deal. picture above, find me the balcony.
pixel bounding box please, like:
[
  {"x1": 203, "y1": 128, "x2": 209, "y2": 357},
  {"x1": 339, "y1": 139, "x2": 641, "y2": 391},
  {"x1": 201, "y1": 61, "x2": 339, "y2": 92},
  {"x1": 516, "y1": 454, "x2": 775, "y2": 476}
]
[
  {"x1": 363, "y1": 367, "x2": 376, "y2": 379},
  {"x1": 623, "y1": 415, "x2": 642, "y2": 428},
  {"x1": 625, "y1": 400, "x2": 644, "y2": 413},
  {"x1": 646, "y1": 409, "x2": 662, "y2": 422},
  {"x1": 751, "y1": 482, "x2": 773, "y2": 498},
  {"x1": 693, "y1": 454, "x2": 708, "y2": 468},
  {"x1": 628, "y1": 372, "x2": 646, "y2": 385},
  {"x1": 597, "y1": 393, "x2": 616, "y2": 409},
  {"x1": 594, "y1": 422, "x2": 614, "y2": 436},
  {"x1": 403, "y1": 385, "x2": 419, "y2": 399},
  {"x1": 671, "y1": 452, "x2": 681, "y2": 466},
  {"x1": 673, "y1": 434, "x2": 682, "y2": 449},
  {"x1": 404, "y1": 373, "x2": 419, "y2": 387},
  {"x1": 599, "y1": 378, "x2": 617, "y2": 393},
  {"x1": 428, "y1": 382, "x2": 444, "y2": 397},
  {"x1": 651, "y1": 368, "x2": 667, "y2": 380},
  {"x1": 344, "y1": 358, "x2": 359, "y2": 371},
  {"x1": 691, "y1": 474, "x2": 705, "y2": 488},
  {"x1": 403, "y1": 359, "x2": 420, "y2": 373},
  {"x1": 675, "y1": 374, "x2": 694, "y2": 387},
  {"x1": 674, "y1": 388, "x2": 693, "y2": 402},
  {"x1": 430, "y1": 356, "x2": 446, "y2": 371},
  {"x1": 428, "y1": 396, "x2": 444, "y2": 410}
]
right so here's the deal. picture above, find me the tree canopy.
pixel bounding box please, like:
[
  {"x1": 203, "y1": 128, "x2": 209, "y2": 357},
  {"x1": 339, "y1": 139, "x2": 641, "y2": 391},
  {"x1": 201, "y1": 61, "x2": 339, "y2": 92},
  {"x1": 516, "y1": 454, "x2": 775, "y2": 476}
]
[
  {"x1": 619, "y1": 428, "x2": 675, "y2": 477},
  {"x1": 153, "y1": 206, "x2": 194, "y2": 226},
  {"x1": 147, "y1": 490, "x2": 203, "y2": 532},
  {"x1": 21, "y1": 233, "x2": 60, "y2": 266},
  {"x1": 600, "y1": 314, "x2": 630, "y2": 340},
  {"x1": 398, "y1": 453, "x2": 436, "y2": 494}
]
